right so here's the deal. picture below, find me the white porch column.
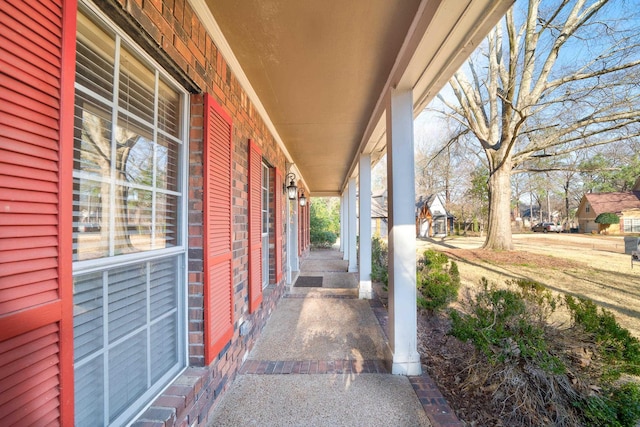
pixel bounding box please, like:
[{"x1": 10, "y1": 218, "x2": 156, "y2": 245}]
[
  {"x1": 288, "y1": 199, "x2": 299, "y2": 280},
  {"x1": 358, "y1": 154, "x2": 372, "y2": 299},
  {"x1": 342, "y1": 192, "x2": 349, "y2": 261},
  {"x1": 386, "y1": 87, "x2": 421, "y2": 375},
  {"x1": 348, "y1": 177, "x2": 358, "y2": 272}
]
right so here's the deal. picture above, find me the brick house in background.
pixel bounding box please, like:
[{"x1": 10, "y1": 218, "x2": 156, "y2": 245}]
[
  {"x1": 0, "y1": 0, "x2": 510, "y2": 425},
  {"x1": 576, "y1": 178, "x2": 640, "y2": 234}
]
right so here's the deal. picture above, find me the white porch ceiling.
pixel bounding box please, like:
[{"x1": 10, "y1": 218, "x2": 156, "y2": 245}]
[{"x1": 194, "y1": 0, "x2": 513, "y2": 195}]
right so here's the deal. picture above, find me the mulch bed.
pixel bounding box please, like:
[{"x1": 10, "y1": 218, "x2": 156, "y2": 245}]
[{"x1": 440, "y1": 248, "x2": 585, "y2": 270}]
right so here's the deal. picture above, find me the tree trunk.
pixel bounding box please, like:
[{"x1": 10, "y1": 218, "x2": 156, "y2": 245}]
[
  {"x1": 565, "y1": 191, "x2": 570, "y2": 227},
  {"x1": 483, "y1": 163, "x2": 514, "y2": 250}
]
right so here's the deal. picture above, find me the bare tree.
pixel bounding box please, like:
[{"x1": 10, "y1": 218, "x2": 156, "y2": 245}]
[
  {"x1": 415, "y1": 125, "x2": 472, "y2": 200},
  {"x1": 414, "y1": 122, "x2": 487, "y2": 235},
  {"x1": 81, "y1": 112, "x2": 142, "y2": 253},
  {"x1": 437, "y1": 0, "x2": 640, "y2": 250}
]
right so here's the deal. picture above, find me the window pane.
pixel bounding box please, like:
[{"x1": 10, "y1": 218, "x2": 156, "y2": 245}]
[
  {"x1": 76, "y1": 13, "x2": 114, "y2": 101},
  {"x1": 117, "y1": 114, "x2": 154, "y2": 187},
  {"x1": 157, "y1": 133, "x2": 180, "y2": 192},
  {"x1": 75, "y1": 356, "x2": 104, "y2": 426},
  {"x1": 151, "y1": 315, "x2": 178, "y2": 382},
  {"x1": 155, "y1": 193, "x2": 179, "y2": 248},
  {"x1": 158, "y1": 78, "x2": 181, "y2": 138},
  {"x1": 124, "y1": 188, "x2": 154, "y2": 252},
  {"x1": 150, "y1": 258, "x2": 178, "y2": 319},
  {"x1": 109, "y1": 330, "x2": 147, "y2": 421},
  {"x1": 73, "y1": 272, "x2": 104, "y2": 361},
  {"x1": 108, "y1": 263, "x2": 147, "y2": 342},
  {"x1": 73, "y1": 177, "x2": 108, "y2": 261},
  {"x1": 74, "y1": 95, "x2": 113, "y2": 179},
  {"x1": 119, "y1": 47, "x2": 155, "y2": 125}
]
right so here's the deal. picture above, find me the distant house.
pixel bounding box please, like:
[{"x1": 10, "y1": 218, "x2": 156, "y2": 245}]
[
  {"x1": 576, "y1": 178, "x2": 640, "y2": 234},
  {"x1": 371, "y1": 190, "x2": 388, "y2": 238},
  {"x1": 415, "y1": 194, "x2": 454, "y2": 237}
]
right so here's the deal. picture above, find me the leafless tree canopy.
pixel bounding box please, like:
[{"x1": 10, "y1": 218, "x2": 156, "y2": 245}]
[{"x1": 434, "y1": 0, "x2": 640, "y2": 250}]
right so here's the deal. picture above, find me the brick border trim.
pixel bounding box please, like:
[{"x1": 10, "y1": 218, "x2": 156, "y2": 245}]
[
  {"x1": 409, "y1": 374, "x2": 464, "y2": 427},
  {"x1": 283, "y1": 293, "x2": 357, "y2": 299},
  {"x1": 240, "y1": 359, "x2": 388, "y2": 375}
]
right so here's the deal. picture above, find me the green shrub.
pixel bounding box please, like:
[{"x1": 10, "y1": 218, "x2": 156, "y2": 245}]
[
  {"x1": 565, "y1": 295, "x2": 640, "y2": 379},
  {"x1": 416, "y1": 250, "x2": 459, "y2": 312},
  {"x1": 310, "y1": 230, "x2": 337, "y2": 247},
  {"x1": 595, "y1": 212, "x2": 621, "y2": 225},
  {"x1": 449, "y1": 278, "x2": 564, "y2": 372},
  {"x1": 371, "y1": 237, "x2": 388, "y2": 288},
  {"x1": 422, "y1": 249, "x2": 449, "y2": 268},
  {"x1": 579, "y1": 382, "x2": 640, "y2": 427},
  {"x1": 310, "y1": 197, "x2": 340, "y2": 247},
  {"x1": 450, "y1": 278, "x2": 640, "y2": 425}
]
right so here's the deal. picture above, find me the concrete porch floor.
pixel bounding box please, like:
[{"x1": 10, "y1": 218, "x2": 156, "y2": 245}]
[{"x1": 207, "y1": 248, "x2": 459, "y2": 426}]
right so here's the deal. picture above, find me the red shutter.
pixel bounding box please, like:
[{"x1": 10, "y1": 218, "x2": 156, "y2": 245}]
[
  {"x1": 203, "y1": 93, "x2": 234, "y2": 364},
  {"x1": 274, "y1": 169, "x2": 283, "y2": 283},
  {"x1": 248, "y1": 140, "x2": 263, "y2": 312},
  {"x1": 0, "y1": 0, "x2": 76, "y2": 425}
]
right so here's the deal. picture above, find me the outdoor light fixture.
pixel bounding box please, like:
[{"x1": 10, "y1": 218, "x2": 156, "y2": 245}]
[
  {"x1": 284, "y1": 173, "x2": 297, "y2": 200},
  {"x1": 299, "y1": 190, "x2": 307, "y2": 207}
]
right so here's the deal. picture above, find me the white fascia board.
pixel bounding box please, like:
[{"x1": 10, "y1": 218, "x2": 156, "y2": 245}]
[{"x1": 410, "y1": 0, "x2": 515, "y2": 114}]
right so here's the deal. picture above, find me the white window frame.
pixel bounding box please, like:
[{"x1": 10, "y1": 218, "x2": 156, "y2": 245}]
[{"x1": 72, "y1": 3, "x2": 189, "y2": 426}]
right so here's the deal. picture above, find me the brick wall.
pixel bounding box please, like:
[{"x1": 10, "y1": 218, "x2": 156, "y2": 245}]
[{"x1": 95, "y1": 0, "x2": 290, "y2": 425}]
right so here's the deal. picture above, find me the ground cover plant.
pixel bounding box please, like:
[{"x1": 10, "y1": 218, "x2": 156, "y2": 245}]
[
  {"x1": 446, "y1": 278, "x2": 640, "y2": 426},
  {"x1": 371, "y1": 237, "x2": 388, "y2": 288},
  {"x1": 372, "y1": 238, "x2": 640, "y2": 426},
  {"x1": 416, "y1": 249, "x2": 460, "y2": 312}
]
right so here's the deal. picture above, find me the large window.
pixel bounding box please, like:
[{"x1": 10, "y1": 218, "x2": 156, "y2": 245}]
[
  {"x1": 72, "y1": 5, "x2": 187, "y2": 426},
  {"x1": 624, "y1": 218, "x2": 640, "y2": 233}
]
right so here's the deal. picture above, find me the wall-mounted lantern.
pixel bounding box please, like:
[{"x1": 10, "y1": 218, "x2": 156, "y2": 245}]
[
  {"x1": 299, "y1": 190, "x2": 307, "y2": 207},
  {"x1": 284, "y1": 173, "x2": 298, "y2": 200}
]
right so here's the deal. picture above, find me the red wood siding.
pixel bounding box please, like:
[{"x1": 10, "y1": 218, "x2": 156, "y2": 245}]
[
  {"x1": 248, "y1": 140, "x2": 263, "y2": 312},
  {"x1": 203, "y1": 93, "x2": 234, "y2": 364},
  {"x1": 0, "y1": 0, "x2": 75, "y2": 425},
  {"x1": 274, "y1": 170, "x2": 283, "y2": 283}
]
